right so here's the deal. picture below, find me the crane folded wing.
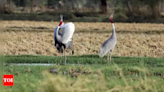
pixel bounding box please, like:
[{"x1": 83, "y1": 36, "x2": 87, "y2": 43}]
[{"x1": 61, "y1": 22, "x2": 75, "y2": 44}]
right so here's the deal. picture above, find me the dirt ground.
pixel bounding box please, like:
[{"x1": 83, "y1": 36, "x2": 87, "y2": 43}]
[{"x1": 3, "y1": 21, "x2": 164, "y2": 57}]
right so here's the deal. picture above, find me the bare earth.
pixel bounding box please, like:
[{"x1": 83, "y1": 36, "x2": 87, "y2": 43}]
[{"x1": 4, "y1": 21, "x2": 164, "y2": 57}]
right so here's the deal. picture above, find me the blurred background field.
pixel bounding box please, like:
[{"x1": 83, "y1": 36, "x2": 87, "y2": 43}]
[
  {"x1": 2, "y1": 0, "x2": 164, "y2": 92},
  {"x1": 3, "y1": 0, "x2": 164, "y2": 57}
]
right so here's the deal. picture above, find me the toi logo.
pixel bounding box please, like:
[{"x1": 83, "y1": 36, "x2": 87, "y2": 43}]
[{"x1": 3, "y1": 75, "x2": 14, "y2": 86}]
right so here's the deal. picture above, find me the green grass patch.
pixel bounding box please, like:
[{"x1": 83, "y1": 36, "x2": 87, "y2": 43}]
[{"x1": 4, "y1": 55, "x2": 164, "y2": 64}]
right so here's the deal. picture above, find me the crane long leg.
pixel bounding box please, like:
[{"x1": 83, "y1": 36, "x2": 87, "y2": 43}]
[
  {"x1": 107, "y1": 52, "x2": 109, "y2": 64},
  {"x1": 64, "y1": 49, "x2": 67, "y2": 65},
  {"x1": 60, "y1": 50, "x2": 62, "y2": 64},
  {"x1": 70, "y1": 40, "x2": 74, "y2": 55},
  {"x1": 110, "y1": 50, "x2": 113, "y2": 63},
  {"x1": 107, "y1": 50, "x2": 113, "y2": 64},
  {"x1": 71, "y1": 46, "x2": 74, "y2": 55}
]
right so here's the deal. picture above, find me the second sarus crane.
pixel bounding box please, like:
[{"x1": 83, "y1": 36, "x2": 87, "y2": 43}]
[
  {"x1": 99, "y1": 14, "x2": 117, "y2": 64},
  {"x1": 54, "y1": 15, "x2": 75, "y2": 65}
]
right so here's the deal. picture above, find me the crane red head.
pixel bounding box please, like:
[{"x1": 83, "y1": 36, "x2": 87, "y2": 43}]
[
  {"x1": 58, "y1": 15, "x2": 63, "y2": 26},
  {"x1": 109, "y1": 11, "x2": 114, "y2": 23},
  {"x1": 59, "y1": 21, "x2": 63, "y2": 26},
  {"x1": 110, "y1": 17, "x2": 113, "y2": 23}
]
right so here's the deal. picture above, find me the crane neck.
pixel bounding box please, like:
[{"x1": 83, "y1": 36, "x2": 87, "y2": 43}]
[
  {"x1": 111, "y1": 23, "x2": 116, "y2": 38},
  {"x1": 55, "y1": 20, "x2": 64, "y2": 41},
  {"x1": 55, "y1": 26, "x2": 61, "y2": 42}
]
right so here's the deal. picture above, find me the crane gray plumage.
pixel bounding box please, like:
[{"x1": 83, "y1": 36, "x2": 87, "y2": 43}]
[
  {"x1": 99, "y1": 13, "x2": 117, "y2": 64},
  {"x1": 54, "y1": 15, "x2": 75, "y2": 65}
]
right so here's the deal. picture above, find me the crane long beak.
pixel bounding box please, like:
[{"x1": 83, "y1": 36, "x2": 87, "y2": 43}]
[
  {"x1": 109, "y1": 11, "x2": 115, "y2": 19},
  {"x1": 60, "y1": 15, "x2": 63, "y2": 21}
]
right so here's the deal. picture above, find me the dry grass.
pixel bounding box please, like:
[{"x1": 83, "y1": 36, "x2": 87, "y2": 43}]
[{"x1": 3, "y1": 21, "x2": 164, "y2": 57}]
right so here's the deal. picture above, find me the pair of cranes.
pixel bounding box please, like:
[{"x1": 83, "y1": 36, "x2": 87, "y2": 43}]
[{"x1": 54, "y1": 14, "x2": 117, "y2": 65}]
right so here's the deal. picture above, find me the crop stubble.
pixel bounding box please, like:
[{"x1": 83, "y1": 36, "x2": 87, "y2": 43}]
[{"x1": 4, "y1": 21, "x2": 164, "y2": 57}]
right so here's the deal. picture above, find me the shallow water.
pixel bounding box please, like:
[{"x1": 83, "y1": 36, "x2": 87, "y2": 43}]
[
  {"x1": 4, "y1": 63, "x2": 57, "y2": 66},
  {"x1": 3, "y1": 63, "x2": 86, "y2": 66}
]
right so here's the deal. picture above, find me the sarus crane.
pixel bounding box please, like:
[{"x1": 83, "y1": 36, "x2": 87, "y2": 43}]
[
  {"x1": 54, "y1": 15, "x2": 75, "y2": 65},
  {"x1": 99, "y1": 13, "x2": 117, "y2": 64}
]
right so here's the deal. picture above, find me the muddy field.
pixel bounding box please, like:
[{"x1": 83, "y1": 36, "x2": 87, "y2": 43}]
[{"x1": 3, "y1": 21, "x2": 164, "y2": 57}]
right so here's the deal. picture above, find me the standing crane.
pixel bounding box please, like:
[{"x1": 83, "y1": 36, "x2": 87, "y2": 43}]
[
  {"x1": 99, "y1": 13, "x2": 117, "y2": 64},
  {"x1": 54, "y1": 15, "x2": 75, "y2": 65}
]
